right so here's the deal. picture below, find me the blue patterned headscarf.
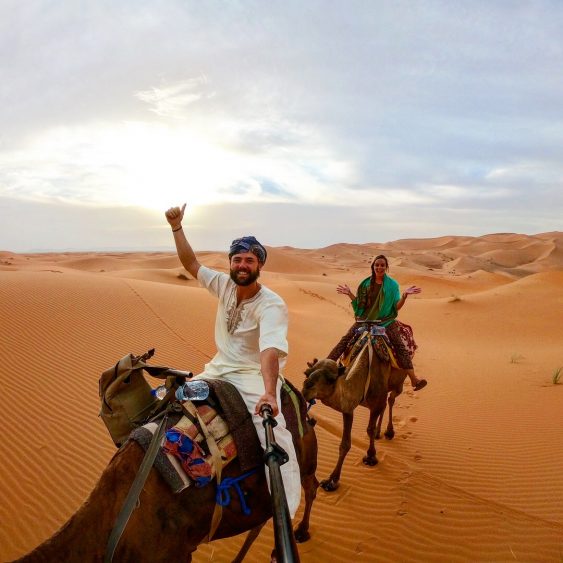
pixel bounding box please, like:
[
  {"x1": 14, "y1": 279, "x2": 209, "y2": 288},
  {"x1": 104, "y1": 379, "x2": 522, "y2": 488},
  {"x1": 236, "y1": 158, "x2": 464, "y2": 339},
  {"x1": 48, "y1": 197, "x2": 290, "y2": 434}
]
[{"x1": 228, "y1": 236, "x2": 267, "y2": 264}]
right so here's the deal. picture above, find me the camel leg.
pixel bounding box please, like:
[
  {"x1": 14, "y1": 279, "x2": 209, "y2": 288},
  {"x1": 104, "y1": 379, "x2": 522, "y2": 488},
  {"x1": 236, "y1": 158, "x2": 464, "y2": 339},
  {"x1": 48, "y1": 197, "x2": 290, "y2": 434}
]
[
  {"x1": 384, "y1": 391, "x2": 397, "y2": 440},
  {"x1": 320, "y1": 412, "x2": 353, "y2": 492},
  {"x1": 375, "y1": 399, "x2": 386, "y2": 439},
  {"x1": 294, "y1": 471, "x2": 319, "y2": 542},
  {"x1": 294, "y1": 419, "x2": 319, "y2": 542},
  {"x1": 231, "y1": 522, "x2": 267, "y2": 563},
  {"x1": 363, "y1": 408, "x2": 379, "y2": 466}
]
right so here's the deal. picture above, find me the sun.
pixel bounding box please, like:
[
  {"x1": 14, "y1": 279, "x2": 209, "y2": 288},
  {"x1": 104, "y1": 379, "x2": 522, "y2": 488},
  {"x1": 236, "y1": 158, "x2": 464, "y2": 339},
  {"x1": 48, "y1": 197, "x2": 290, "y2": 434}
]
[
  {"x1": 112, "y1": 122, "x2": 238, "y2": 210},
  {"x1": 13, "y1": 119, "x2": 301, "y2": 213}
]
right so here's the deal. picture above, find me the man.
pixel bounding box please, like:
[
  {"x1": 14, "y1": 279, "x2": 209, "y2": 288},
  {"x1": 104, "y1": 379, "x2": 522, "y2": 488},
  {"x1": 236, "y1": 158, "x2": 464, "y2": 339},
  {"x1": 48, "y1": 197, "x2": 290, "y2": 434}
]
[{"x1": 165, "y1": 203, "x2": 301, "y2": 517}]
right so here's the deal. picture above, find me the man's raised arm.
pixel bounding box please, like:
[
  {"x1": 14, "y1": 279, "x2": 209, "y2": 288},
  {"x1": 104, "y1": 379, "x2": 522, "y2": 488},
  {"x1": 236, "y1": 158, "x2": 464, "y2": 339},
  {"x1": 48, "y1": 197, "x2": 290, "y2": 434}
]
[{"x1": 165, "y1": 203, "x2": 201, "y2": 279}]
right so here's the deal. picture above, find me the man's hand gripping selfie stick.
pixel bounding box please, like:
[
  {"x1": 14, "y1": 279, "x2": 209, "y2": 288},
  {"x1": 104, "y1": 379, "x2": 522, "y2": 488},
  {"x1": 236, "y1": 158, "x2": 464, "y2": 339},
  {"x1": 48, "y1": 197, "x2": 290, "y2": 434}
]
[{"x1": 260, "y1": 404, "x2": 300, "y2": 563}]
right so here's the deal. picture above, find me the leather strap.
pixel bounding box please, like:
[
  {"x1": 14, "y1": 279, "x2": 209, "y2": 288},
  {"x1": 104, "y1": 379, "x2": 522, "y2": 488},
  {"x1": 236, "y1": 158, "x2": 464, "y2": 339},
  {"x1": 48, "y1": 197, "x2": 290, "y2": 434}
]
[
  {"x1": 346, "y1": 337, "x2": 373, "y2": 405},
  {"x1": 182, "y1": 401, "x2": 224, "y2": 542},
  {"x1": 104, "y1": 412, "x2": 168, "y2": 563},
  {"x1": 364, "y1": 341, "x2": 374, "y2": 402},
  {"x1": 282, "y1": 382, "x2": 304, "y2": 438}
]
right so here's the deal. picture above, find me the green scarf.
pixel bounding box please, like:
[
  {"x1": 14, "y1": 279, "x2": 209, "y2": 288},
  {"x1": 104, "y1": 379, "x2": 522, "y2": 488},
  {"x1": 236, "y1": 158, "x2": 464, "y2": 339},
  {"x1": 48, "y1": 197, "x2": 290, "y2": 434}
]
[{"x1": 351, "y1": 274, "x2": 401, "y2": 327}]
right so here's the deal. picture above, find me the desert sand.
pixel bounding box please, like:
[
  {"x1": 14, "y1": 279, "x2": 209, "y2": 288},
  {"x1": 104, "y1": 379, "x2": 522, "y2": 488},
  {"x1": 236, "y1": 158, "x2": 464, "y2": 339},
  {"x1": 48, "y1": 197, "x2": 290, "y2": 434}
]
[{"x1": 1, "y1": 231, "x2": 562, "y2": 562}]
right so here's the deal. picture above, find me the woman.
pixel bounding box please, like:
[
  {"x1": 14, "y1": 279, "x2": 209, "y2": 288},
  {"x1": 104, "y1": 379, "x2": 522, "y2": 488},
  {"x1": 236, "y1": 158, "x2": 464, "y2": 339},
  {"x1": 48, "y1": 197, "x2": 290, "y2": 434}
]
[{"x1": 328, "y1": 254, "x2": 427, "y2": 391}]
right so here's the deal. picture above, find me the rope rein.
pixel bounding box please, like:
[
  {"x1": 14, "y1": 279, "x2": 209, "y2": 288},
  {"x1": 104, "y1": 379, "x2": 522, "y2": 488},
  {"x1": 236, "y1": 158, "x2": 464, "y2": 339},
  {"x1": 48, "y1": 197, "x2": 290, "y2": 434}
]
[{"x1": 216, "y1": 468, "x2": 259, "y2": 516}]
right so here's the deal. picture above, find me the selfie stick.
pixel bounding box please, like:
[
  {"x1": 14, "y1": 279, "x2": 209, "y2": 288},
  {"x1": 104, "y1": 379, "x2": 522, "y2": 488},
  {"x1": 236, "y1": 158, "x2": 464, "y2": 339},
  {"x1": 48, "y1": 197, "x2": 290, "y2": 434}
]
[{"x1": 260, "y1": 404, "x2": 300, "y2": 563}]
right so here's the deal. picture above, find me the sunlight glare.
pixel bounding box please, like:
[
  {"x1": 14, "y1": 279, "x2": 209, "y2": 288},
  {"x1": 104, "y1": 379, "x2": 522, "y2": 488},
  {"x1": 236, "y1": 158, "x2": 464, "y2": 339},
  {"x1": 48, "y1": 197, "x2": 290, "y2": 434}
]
[{"x1": 114, "y1": 122, "x2": 237, "y2": 210}]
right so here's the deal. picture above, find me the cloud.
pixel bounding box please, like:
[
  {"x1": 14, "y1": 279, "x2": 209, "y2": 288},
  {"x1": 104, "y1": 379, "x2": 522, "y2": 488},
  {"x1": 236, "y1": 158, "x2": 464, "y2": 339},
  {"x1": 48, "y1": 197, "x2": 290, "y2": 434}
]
[
  {"x1": 0, "y1": 196, "x2": 165, "y2": 252},
  {"x1": 1, "y1": 1, "x2": 562, "y2": 250},
  {"x1": 135, "y1": 77, "x2": 213, "y2": 118}
]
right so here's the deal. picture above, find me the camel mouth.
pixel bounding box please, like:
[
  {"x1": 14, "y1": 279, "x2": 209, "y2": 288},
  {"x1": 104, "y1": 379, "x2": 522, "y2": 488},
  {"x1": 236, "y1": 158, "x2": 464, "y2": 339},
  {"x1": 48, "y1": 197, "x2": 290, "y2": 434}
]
[{"x1": 301, "y1": 386, "x2": 317, "y2": 401}]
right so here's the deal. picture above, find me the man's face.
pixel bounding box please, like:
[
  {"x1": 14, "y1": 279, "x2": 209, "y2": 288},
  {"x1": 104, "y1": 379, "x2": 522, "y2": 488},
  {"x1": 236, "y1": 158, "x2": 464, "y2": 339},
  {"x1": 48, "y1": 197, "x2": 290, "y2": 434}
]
[{"x1": 229, "y1": 252, "x2": 261, "y2": 286}]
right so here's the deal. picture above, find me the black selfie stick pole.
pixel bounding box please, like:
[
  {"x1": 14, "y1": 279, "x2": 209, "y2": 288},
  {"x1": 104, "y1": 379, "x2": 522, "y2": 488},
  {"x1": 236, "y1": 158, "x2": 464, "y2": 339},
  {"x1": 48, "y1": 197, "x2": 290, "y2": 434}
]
[{"x1": 260, "y1": 404, "x2": 300, "y2": 563}]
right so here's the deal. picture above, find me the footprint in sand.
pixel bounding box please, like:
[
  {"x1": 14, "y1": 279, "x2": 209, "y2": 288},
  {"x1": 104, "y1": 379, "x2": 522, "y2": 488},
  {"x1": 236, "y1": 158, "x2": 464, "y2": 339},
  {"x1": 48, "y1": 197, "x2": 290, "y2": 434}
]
[
  {"x1": 355, "y1": 542, "x2": 365, "y2": 555},
  {"x1": 397, "y1": 501, "x2": 408, "y2": 516},
  {"x1": 409, "y1": 416, "x2": 418, "y2": 423},
  {"x1": 399, "y1": 471, "x2": 411, "y2": 484},
  {"x1": 414, "y1": 451, "x2": 423, "y2": 461}
]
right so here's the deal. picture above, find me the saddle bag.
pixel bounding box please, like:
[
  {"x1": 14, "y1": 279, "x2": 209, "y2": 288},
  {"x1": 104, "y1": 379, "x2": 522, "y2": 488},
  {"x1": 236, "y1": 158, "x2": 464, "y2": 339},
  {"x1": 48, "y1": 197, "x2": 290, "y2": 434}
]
[{"x1": 99, "y1": 349, "x2": 181, "y2": 447}]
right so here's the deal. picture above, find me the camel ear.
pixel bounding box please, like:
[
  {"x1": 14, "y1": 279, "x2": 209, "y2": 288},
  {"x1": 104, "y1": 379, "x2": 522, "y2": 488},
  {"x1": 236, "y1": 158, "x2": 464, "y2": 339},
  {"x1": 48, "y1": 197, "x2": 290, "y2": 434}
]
[
  {"x1": 304, "y1": 361, "x2": 316, "y2": 377},
  {"x1": 304, "y1": 358, "x2": 319, "y2": 376}
]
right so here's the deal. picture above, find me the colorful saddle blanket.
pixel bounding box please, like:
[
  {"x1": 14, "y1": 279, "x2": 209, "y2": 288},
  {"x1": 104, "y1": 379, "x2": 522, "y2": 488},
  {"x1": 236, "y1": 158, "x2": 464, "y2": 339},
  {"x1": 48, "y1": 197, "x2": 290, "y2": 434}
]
[
  {"x1": 130, "y1": 378, "x2": 260, "y2": 492},
  {"x1": 339, "y1": 320, "x2": 417, "y2": 369},
  {"x1": 163, "y1": 403, "x2": 237, "y2": 488},
  {"x1": 129, "y1": 377, "x2": 307, "y2": 493},
  {"x1": 396, "y1": 320, "x2": 418, "y2": 358}
]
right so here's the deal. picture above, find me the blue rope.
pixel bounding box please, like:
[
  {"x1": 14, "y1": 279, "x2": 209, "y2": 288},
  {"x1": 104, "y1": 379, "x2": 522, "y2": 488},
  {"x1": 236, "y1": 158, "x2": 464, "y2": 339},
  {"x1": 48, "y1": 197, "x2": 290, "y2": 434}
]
[{"x1": 216, "y1": 468, "x2": 258, "y2": 516}]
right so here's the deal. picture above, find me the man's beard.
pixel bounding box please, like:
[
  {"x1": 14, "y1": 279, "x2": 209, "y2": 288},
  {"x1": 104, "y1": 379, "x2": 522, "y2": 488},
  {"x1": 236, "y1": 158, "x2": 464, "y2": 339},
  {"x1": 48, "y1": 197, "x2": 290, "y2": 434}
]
[{"x1": 230, "y1": 267, "x2": 260, "y2": 286}]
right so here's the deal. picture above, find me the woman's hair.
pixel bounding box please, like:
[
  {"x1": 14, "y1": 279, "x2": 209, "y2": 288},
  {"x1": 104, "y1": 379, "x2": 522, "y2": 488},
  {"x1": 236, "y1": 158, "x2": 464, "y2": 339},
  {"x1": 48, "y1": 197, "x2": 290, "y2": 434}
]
[
  {"x1": 358, "y1": 255, "x2": 390, "y2": 312},
  {"x1": 370, "y1": 254, "x2": 389, "y2": 277}
]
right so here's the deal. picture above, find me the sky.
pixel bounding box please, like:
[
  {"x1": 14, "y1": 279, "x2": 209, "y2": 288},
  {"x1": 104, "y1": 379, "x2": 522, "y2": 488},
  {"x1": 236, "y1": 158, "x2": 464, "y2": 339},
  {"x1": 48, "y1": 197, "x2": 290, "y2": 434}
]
[{"x1": 1, "y1": 0, "x2": 562, "y2": 252}]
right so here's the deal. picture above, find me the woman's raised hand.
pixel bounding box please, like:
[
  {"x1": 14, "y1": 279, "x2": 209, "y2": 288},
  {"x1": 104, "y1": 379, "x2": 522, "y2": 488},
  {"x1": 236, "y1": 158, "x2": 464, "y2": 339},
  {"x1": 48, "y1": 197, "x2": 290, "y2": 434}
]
[
  {"x1": 404, "y1": 285, "x2": 422, "y2": 295},
  {"x1": 336, "y1": 284, "x2": 353, "y2": 297}
]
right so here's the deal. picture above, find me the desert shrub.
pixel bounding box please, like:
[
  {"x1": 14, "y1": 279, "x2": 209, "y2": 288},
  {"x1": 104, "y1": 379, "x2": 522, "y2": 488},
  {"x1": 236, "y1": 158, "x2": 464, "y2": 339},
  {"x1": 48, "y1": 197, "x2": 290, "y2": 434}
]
[{"x1": 510, "y1": 353, "x2": 525, "y2": 364}]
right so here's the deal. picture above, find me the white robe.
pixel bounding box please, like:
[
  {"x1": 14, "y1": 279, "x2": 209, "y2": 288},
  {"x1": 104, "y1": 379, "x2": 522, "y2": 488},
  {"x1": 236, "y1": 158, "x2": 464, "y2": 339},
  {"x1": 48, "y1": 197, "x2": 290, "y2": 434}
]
[{"x1": 194, "y1": 266, "x2": 301, "y2": 517}]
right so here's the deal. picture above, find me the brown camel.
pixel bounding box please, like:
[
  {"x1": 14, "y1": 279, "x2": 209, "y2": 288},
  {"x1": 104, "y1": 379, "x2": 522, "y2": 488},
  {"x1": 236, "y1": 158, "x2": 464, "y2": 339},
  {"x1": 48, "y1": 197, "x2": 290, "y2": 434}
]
[
  {"x1": 301, "y1": 340, "x2": 406, "y2": 492},
  {"x1": 14, "y1": 416, "x2": 318, "y2": 562}
]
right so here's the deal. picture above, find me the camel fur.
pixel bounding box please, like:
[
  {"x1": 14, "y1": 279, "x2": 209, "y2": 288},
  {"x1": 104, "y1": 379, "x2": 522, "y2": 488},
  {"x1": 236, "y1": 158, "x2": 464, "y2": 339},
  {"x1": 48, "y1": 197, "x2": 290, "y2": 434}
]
[
  {"x1": 301, "y1": 342, "x2": 406, "y2": 491},
  {"x1": 14, "y1": 417, "x2": 318, "y2": 562}
]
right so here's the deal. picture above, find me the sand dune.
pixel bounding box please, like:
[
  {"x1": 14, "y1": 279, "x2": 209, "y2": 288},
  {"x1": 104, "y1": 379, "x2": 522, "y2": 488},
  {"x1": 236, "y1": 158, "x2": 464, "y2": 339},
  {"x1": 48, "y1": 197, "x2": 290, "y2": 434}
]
[{"x1": 1, "y1": 232, "x2": 562, "y2": 562}]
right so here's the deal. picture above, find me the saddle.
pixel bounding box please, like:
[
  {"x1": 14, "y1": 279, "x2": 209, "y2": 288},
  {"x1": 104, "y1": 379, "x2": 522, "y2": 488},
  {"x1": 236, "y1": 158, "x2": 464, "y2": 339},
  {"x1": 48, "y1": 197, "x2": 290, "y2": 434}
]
[
  {"x1": 102, "y1": 350, "x2": 311, "y2": 555},
  {"x1": 100, "y1": 350, "x2": 309, "y2": 492},
  {"x1": 129, "y1": 379, "x2": 260, "y2": 491},
  {"x1": 340, "y1": 326, "x2": 393, "y2": 368},
  {"x1": 339, "y1": 320, "x2": 417, "y2": 369}
]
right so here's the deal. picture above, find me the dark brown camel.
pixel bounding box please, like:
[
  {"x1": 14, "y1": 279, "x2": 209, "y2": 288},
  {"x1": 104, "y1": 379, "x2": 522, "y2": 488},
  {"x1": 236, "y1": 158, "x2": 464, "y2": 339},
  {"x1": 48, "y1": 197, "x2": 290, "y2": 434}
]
[
  {"x1": 301, "y1": 341, "x2": 406, "y2": 492},
  {"x1": 14, "y1": 417, "x2": 318, "y2": 562}
]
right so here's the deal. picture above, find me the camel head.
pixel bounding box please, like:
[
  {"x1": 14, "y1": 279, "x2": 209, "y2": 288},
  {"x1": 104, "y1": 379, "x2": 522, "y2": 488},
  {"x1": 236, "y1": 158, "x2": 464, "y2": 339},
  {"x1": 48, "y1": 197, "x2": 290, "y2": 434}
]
[{"x1": 302, "y1": 358, "x2": 346, "y2": 402}]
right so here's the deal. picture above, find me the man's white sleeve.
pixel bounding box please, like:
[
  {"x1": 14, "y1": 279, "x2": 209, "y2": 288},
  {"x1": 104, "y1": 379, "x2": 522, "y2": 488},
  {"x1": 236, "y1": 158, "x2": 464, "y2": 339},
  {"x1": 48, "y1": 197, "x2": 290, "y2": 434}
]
[
  {"x1": 259, "y1": 301, "x2": 289, "y2": 358},
  {"x1": 197, "y1": 265, "x2": 229, "y2": 298}
]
